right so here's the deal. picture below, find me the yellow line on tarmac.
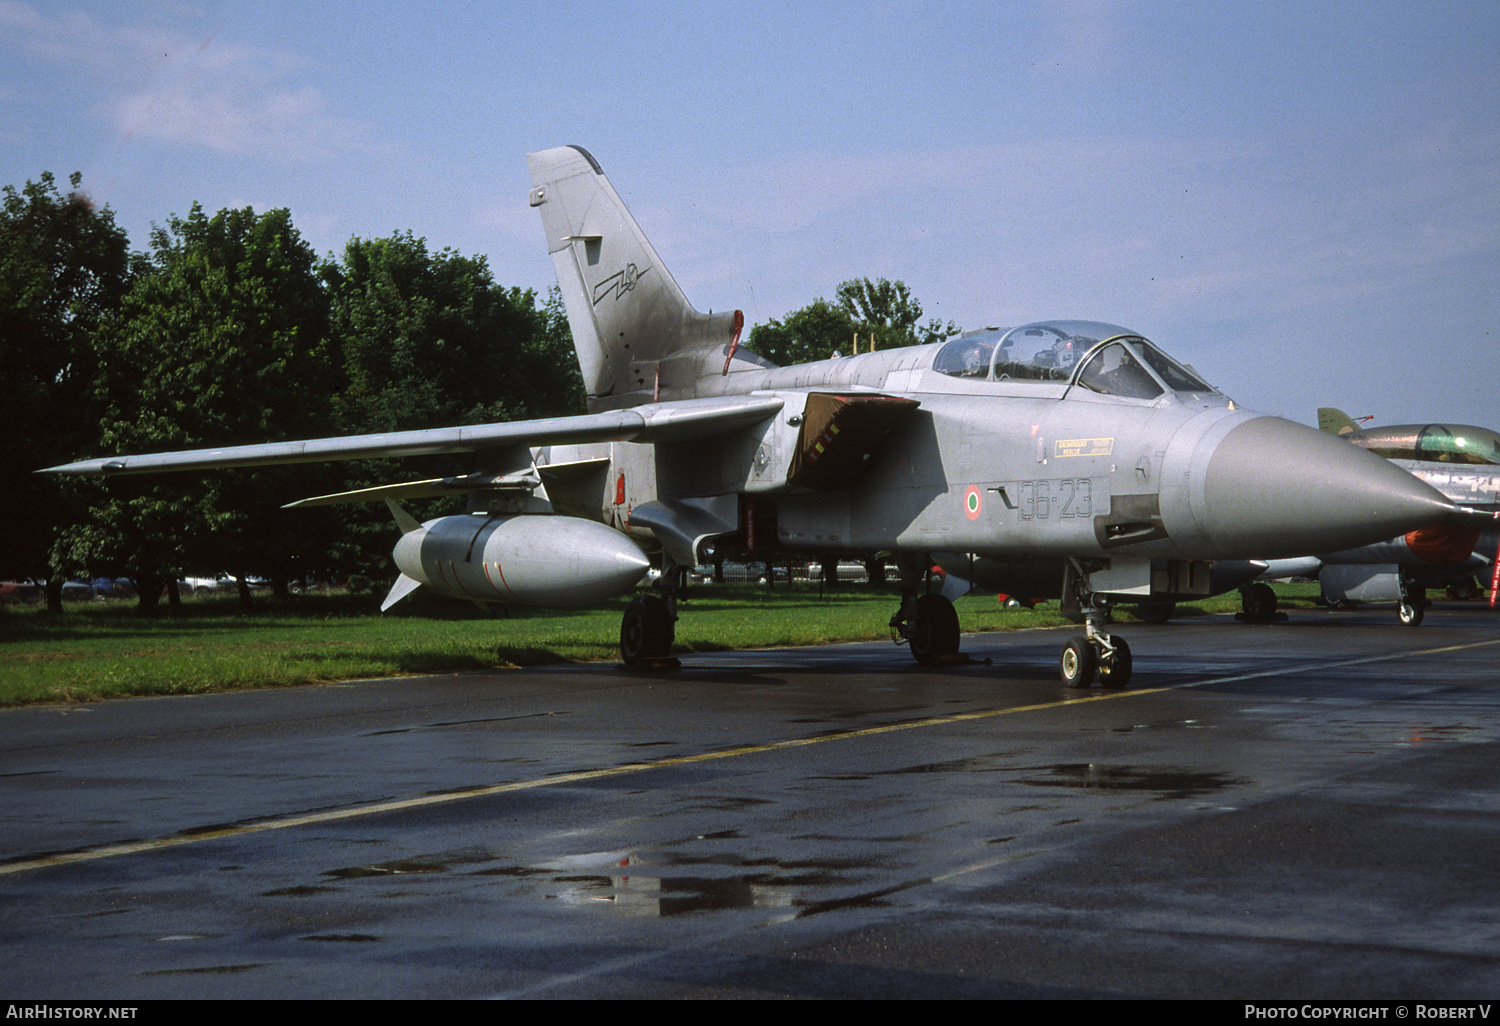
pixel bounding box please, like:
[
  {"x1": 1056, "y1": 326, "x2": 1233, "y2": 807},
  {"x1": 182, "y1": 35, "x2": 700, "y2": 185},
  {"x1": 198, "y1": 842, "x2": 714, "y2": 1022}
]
[
  {"x1": 4, "y1": 635, "x2": 1497, "y2": 877},
  {"x1": 0, "y1": 694, "x2": 1109, "y2": 876}
]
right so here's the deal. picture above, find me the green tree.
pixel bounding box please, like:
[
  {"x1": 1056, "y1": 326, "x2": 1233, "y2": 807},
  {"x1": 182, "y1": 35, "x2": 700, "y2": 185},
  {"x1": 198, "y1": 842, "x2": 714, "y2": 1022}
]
[
  {"x1": 746, "y1": 298, "x2": 858, "y2": 366},
  {"x1": 321, "y1": 235, "x2": 584, "y2": 574},
  {"x1": 0, "y1": 172, "x2": 135, "y2": 611},
  {"x1": 836, "y1": 276, "x2": 958, "y2": 349},
  {"x1": 328, "y1": 233, "x2": 581, "y2": 433},
  {"x1": 57, "y1": 204, "x2": 339, "y2": 610},
  {"x1": 748, "y1": 278, "x2": 958, "y2": 366},
  {"x1": 836, "y1": 276, "x2": 922, "y2": 349}
]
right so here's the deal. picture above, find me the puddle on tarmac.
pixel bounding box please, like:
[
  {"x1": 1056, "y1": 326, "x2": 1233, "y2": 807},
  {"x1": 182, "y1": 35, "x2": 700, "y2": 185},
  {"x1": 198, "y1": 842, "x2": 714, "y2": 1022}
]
[
  {"x1": 313, "y1": 844, "x2": 864, "y2": 918},
  {"x1": 1400, "y1": 722, "x2": 1494, "y2": 745},
  {"x1": 1254, "y1": 713, "x2": 1498, "y2": 747},
  {"x1": 544, "y1": 873, "x2": 800, "y2": 916},
  {"x1": 260, "y1": 884, "x2": 339, "y2": 897},
  {"x1": 79, "y1": 907, "x2": 133, "y2": 919},
  {"x1": 324, "y1": 858, "x2": 451, "y2": 879},
  {"x1": 145, "y1": 963, "x2": 266, "y2": 976},
  {"x1": 1110, "y1": 719, "x2": 1212, "y2": 734},
  {"x1": 881, "y1": 755, "x2": 1014, "y2": 775},
  {"x1": 1018, "y1": 763, "x2": 1245, "y2": 800},
  {"x1": 521, "y1": 846, "x2": 864, "y2": 916}
]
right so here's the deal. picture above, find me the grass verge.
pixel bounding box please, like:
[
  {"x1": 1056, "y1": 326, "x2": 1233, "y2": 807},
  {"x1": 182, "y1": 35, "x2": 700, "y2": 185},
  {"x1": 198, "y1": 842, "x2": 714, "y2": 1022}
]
[{"x1": 0, "y1": 582, "x2": 1318, "y2": 706}]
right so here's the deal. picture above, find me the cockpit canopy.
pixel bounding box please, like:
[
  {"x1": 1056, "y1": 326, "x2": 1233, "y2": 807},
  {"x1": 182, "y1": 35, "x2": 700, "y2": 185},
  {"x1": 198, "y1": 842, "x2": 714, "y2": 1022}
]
[
  {"x1": 1348, "y1": 423, "x2": 1500, "y2": 467},
  {"x1": 932, "y1": 320, "x2": 1215, "y2": 400}
]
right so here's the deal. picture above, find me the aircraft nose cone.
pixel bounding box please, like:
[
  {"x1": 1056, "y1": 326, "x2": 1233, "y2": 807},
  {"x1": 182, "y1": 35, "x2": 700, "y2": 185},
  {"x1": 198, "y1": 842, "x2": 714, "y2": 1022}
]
[{"x1": 1202, "y1": 417, "x2": 1453, "y2": 558}]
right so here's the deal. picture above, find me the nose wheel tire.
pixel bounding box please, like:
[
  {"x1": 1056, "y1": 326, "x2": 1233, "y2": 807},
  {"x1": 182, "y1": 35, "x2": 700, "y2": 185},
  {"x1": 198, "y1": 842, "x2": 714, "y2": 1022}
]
[
  {"x1": 1061, "y1": 635, "x2": 1132, "y2": 689},
  {"x1": 1061, "y1": 637, "x2": 1096, "y2": 688},
  {"x1": 1398, "y1": 599, "x2": 1424, "y2": 626}
]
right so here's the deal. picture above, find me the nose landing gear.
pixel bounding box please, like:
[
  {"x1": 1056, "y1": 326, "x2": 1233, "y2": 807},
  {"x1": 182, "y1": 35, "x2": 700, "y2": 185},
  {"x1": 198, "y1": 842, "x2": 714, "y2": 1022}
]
[{"x1": 1060, "y1": 560, "x2": 1134, "y2": 689}]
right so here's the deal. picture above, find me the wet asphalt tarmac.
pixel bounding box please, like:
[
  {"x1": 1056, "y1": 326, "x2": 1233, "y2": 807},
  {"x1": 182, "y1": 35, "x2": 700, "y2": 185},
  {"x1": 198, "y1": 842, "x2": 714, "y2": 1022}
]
[{"x1": 1, "y1": 602, "x2": 1498, "y2": 1000}]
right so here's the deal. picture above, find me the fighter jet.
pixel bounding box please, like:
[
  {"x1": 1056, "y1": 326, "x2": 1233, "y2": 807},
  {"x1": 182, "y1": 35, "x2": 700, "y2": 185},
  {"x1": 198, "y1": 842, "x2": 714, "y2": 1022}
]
[
  {"x1": 1248, "y1": 410, "x2": 1500, "y2": 623},
  {"x1": 43, "y1": 145, "x2": 1457, "y2": 687}
]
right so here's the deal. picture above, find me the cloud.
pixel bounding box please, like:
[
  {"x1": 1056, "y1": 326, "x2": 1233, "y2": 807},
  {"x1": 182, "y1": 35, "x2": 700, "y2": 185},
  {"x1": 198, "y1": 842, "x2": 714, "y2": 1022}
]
[
  {"x1": 112, "y1": 77, "x2": 369, "y2": 162},
  {"x1": 0, "y1": 1, "x2": 376, "y2": 163},
  {"x1": 630, "y1": 115, "x2": 1498, "y2": 337}
]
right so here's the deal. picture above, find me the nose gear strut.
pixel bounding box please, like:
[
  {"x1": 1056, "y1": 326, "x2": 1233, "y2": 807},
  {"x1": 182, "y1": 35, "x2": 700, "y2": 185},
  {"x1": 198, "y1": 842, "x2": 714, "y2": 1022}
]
[{"x1": 1060, "y1": 559, "x2": 1133, "y2": 689}]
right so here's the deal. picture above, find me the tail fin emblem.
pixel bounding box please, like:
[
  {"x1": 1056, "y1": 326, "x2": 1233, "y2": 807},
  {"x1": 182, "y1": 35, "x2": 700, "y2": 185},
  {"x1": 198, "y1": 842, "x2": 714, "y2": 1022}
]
[{"x1": 593, "y1": 263, "x2": 650, "y2": 305}]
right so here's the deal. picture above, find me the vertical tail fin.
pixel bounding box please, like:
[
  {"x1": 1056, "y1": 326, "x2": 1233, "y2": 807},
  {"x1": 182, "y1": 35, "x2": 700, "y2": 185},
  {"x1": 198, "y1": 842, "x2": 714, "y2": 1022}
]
[
  {"x1": 527, "y1": 146, "x2": 741, "y2": 411},
  {"x1": 1317, "y1": 407, "x2": 1361, "y2": 436}
]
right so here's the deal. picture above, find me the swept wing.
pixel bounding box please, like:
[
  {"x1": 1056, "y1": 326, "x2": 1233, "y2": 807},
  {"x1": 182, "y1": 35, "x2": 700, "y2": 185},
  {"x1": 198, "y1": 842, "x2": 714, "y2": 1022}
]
[{"x1": 42, "y1": 394, "x2": 784, "y2": 477}]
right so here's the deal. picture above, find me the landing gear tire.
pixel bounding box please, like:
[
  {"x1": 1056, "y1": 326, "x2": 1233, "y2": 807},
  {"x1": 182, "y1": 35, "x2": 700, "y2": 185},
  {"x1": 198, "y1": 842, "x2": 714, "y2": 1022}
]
[
  {"x1": 1061, "y1": 636, "x2": 1096, "y2": 688},
  {"x1": 1097, "y1": 637, "x2": 1133, "y2": 689},
  {"x1": 620, "y1": 595, "x2": 674, "y2": 666},
  {"x1": 1398, "y1": 598, "x2": 1425, "y2": 627},
  {"x1": 911, "y1": 593, "x2": 960, "y2": 665},
  {"x1": 1242, "y1": 582, "x2": 1277, "y2": 623}
]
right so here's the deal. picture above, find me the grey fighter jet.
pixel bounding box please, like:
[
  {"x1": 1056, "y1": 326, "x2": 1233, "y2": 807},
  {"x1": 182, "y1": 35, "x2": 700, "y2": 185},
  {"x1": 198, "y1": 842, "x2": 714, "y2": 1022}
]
[{"x1": 43, "y1": 146, "x2": 1457, "y2": 688}]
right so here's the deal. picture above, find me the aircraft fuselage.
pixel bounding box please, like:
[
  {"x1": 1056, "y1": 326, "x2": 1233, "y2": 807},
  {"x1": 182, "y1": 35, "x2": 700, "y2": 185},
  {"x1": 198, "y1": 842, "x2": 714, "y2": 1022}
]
[{"x1": 542, "y1": 337, "x2": 1450, "y2": 575}]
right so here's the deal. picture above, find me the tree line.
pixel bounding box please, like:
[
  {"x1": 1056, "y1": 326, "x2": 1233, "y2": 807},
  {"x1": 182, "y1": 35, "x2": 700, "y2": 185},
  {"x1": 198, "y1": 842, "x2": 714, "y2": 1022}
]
[
  {"x1": 1, "y1": 172, "x2": 957, "y2": 613},
  {"x1": 747, "y1": 277, "x2": 958, "y2": 365}
]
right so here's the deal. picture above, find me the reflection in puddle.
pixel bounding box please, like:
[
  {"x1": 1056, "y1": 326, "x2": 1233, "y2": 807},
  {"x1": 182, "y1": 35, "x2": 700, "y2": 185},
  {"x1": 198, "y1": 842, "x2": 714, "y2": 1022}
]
[
  {"x1": 317, "y1": 845, "x2": 860, "y2": 918},
  {"x1": 549, "y1": 873, "x2": 796, "y2": 917},
  {"x1": 145, "y1": 963, "x2": 266, "y2": 976},
  {"x1": 325, "y1": 858, "x2": 451, "y2": 879},
  {"x1": 1018, "y1": 763, "x2": 1244, "y2": 800},
  {"x1": 260, "y1": 884, "x2": 338, "y2": 897},
  {"x1": 321, "y1": 847, "x2": 505, "y2": 880},
  {"x1": 1110, "y1": 719, "x2": 1211, "y2": 734},
  {"x1": 1402, "y1": 722, "x2": 1491, "y2": 746},
  {"x1": 522, "y1": 847, "x2": 855, "y2": 917}
]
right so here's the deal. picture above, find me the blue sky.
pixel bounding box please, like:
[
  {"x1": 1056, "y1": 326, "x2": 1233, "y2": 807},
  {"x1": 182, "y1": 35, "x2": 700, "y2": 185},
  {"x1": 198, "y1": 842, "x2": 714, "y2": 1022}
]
[{"x1": 3, "y1": 0, "x2": 1497, "y2": 428}]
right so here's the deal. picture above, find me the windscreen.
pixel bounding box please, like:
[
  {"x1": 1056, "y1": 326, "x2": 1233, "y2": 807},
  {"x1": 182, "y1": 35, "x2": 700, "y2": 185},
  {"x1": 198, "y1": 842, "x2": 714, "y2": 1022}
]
[{"x1": 1074, "y1": 341, "x2": 1164, "y2": 399}]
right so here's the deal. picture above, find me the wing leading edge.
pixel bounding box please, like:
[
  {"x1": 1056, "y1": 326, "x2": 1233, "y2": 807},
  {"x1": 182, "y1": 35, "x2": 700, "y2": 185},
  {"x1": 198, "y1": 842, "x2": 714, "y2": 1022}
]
[{"x1": 41, "y1": 394, "x2": 786, "y2": 477}]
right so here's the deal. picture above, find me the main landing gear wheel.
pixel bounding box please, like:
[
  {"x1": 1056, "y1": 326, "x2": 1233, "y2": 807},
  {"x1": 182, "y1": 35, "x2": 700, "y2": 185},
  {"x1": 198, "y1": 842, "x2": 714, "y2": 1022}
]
[
  {"x1": 911, "y1": 593, "x2": 960, "y2": 665},
  {"x1": 1061, "y1": 637, "x2": 1096, "y2": 688},
  {"x1": 620, "y1": 594, "x2": 674, "y2": 666},
  {"x1": 1241, "y1": 582, "x2": 1278, "y2": 623}
]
